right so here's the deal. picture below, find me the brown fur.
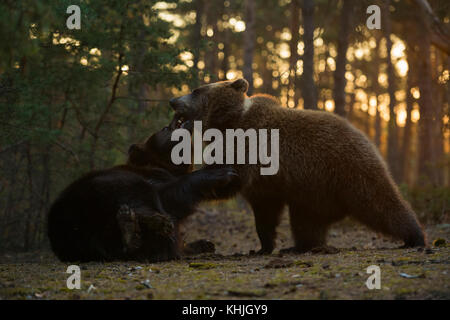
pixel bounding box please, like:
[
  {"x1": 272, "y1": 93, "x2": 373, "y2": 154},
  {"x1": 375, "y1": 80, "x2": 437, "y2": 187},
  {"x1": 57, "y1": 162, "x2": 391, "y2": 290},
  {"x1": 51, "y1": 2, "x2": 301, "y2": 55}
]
[{"x1": 170, "y1": 79, "x2": 427, "y2": 253}]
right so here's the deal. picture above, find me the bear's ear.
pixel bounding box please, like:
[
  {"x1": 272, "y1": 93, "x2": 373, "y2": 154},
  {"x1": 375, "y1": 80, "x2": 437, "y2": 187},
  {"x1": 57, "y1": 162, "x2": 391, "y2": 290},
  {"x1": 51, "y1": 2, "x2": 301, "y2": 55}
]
[
  {"x1": 230, "y1": 79, "x2": 249, "y2": 93},
  {"x1": 128, "y1": 144, "x2": 148, "y2": 166}
]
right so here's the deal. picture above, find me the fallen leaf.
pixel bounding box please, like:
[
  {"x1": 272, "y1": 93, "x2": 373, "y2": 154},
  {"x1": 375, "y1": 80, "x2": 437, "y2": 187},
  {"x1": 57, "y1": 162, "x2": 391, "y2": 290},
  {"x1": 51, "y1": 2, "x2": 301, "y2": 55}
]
[
  {"x1": 432, "y1": 238, "x2": 446, "y2": 247},
  {"x1": 399, "y1": 272, "x2": 425, "y2": 279},
  {"x1": 141, "y1": 279, "x2": 153, "y2": 289},
  {"x1": 87, "y1": 284, "x2": 96, "y2": 293}
]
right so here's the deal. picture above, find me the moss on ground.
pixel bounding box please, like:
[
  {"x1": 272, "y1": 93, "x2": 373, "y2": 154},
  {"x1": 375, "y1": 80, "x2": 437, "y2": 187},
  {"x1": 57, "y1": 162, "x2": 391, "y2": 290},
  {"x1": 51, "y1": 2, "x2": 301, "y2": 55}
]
[{"x1": 1, "y1": 206, "x2": 449, "y2": 300}]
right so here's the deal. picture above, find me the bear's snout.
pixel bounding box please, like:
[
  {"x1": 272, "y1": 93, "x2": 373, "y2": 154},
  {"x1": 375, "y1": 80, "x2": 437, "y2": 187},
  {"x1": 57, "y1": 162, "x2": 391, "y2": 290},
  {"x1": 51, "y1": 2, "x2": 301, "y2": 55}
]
[
  {"x1": 169, "y1": 97, "x2": 185, "y2": 111},
  {"x1": 128, "y1": 144, "x2": 140, "y2": 155}
]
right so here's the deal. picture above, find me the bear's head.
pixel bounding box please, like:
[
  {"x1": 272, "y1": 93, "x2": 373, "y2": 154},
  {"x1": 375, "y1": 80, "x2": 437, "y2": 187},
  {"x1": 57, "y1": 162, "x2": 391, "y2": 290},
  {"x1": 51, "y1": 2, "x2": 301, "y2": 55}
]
[
  {"x1": 127, "y1": 120, "x2": 193, "y2": 175},
  {"x1": 169, "y1": 79, "x2": 249, "y2": 130}
]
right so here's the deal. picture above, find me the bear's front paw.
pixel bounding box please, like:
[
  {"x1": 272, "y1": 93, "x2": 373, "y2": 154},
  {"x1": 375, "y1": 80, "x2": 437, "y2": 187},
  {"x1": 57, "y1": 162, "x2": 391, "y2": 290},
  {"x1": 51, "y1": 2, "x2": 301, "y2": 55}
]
[
  {"x1": 211, "y1": 167, "x2": 239, "y2": 185},
  {"x1": 204, "y1": 167, "x2": 241, "y2": 199}
]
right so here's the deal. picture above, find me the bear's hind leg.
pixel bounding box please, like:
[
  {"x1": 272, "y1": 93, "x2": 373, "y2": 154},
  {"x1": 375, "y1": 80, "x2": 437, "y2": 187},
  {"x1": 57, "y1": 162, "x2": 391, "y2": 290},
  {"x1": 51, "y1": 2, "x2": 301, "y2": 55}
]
[
  {"x1": 117, "y1": 204, "x2": 142, "y2": 256},
  {"x1": 287, "y1": 204, "x2": 329, "y2": 253},
  {"x1": 352, "y1": 202, "x2": 425, "y2": 248},
  {"x1": 346, "y1": 183, "x2": 426, "y2": 248},
  {"x1": 248, "y1": 197, "x2": 285, "y2": 254}
]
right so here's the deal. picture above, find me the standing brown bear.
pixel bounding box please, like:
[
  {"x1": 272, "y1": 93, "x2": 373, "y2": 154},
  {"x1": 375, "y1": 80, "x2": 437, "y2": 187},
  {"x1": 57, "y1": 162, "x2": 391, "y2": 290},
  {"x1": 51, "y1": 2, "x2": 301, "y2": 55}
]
[{"x1": 169, "y1": 79, "x2": 426, "y2": 253}]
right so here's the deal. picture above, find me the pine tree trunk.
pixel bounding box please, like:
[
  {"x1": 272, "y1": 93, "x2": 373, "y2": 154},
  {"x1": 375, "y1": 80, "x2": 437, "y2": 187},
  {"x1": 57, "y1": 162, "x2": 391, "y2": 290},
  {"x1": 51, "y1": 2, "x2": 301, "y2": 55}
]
[
  {"x1": 375, "y1": 106, "x2": 382, "y2": 148},
  {"x1": 243, "y1": 0, "x2": 255, "y2": 95},
  {"x1": 401, "y1": 63, "x2": 414, "y2": 184},
  {"x1": 289, "y1": 0, "x2": 300, "y2": 107},
  {"x1": 333, "y1": 0, "x2": 351, "y2": 117},
  {"x1": 205, "y1": 1, "x2": 219, "y2": 81},
  {"x1": 302, "y1": 0, "x2": 317, "y2": 109},
  {"x1": 400, "y1": 27, "x2": 420, "y2": 184},
  {"x1": 417, "y1": 27, "x2": 437, "y2": 185},
  {"x1": 220, "y1": 29, "x2": 230, "y2": 81},
  {"x1": 383, "y1": 0, "x2": 401, "y2": 182},
  {"x1": 372, "y1": 35, "x2": 382, "y2": 149},
  {"x1": 446, "y1": 56, "x2": 450, "y2": 185},
  {"x1": 193, "y1": 0, "x2": 204, "y2": 86},
  {"x1": 432, "y1": 48, "x2": 444, "y2": 185}
]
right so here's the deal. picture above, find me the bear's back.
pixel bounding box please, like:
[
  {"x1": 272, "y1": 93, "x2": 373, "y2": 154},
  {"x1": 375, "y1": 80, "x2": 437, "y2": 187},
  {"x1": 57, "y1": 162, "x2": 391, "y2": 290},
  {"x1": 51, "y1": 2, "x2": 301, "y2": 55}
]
[
  {"x1": 243, "y1": 95, "x2": 362, "y2": 142},
  {"x1": 237, "y1": 94, "x2": 387, "y2": 191}
]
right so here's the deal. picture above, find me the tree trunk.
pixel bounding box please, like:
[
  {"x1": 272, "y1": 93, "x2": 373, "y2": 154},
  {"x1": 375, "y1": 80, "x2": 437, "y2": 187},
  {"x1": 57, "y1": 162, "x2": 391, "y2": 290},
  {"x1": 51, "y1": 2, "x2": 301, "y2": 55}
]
[
  {"x1": 372, "y1": 35, "x2": 382, "y2": 149},
  {"x1": 365, "y1": 108, "x2": 371, "y2": 138},
  {"x1": 348, "y1": 92, "x2": 355, "y2": 123},
  {"x1": 220, "y1": 29, "x2": 230, "y2": 81},
  {"x1": 412, "y1": 0, "x2": 450, "y2": 55},
  {"x1": 333, "y1": 0, "x2": 352, "y2": 117},
  {"x1": 24, "y1": 143, "x2": 34, "y2": 251},
  {"x1": 417, "y1": 25, "x2": 438, "y2": 185},
  {"x1": 375, "y1": 104, "x2": 382, "y2": 148},
  {"x1": 192, "y1": 0, "x2": 204, "y2": 86},
  {"x1": 400, "y1": 61, "x2": 414, "y2": 184},
  {"x1": 205, "y1": 1, "x2": 219, "y2": 81},
  {"x1": 446, "y1": 56, "x2": 450, "y2": 185},
  {"x1": 35, "y1": 147, "x2": 51, "y2": 248},
  {"x1": 432, "y1": 47, "x2": 444, "y2": 185},
  {"x1": 301, "y1": 0, "x2": 317, "y2": 109},
  {"x1": 383, "y1": 0, "x2": 401, "y2": 182},
  {"x1": 289, "y1": 0, "x2": 300, "y2": 107},
  {"x1": 243, "y1": 0, "x2": 255, "y2": 95}
]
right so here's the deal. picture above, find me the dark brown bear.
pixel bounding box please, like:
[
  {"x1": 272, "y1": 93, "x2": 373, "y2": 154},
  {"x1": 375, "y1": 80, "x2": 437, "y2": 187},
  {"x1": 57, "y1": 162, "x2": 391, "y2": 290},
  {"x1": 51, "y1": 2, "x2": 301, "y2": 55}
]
[
  {"x1": 169, "y1": 79, "x2": 426, "y2": 253},
  {"x1": 47, "y1": 120, "x2": 239, "y2": 262}
]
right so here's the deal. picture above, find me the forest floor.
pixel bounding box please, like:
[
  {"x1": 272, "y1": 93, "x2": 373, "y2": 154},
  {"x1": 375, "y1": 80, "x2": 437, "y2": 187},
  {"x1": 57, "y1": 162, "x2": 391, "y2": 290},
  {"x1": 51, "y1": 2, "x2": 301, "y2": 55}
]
[{"x1": 0, "y1": 203, "x2": 449, "y2": 300}]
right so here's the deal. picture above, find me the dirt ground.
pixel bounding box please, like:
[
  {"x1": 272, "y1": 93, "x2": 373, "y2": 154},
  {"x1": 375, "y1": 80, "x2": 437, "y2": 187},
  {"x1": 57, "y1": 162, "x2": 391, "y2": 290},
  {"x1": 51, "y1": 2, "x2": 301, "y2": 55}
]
[{"x1": 0, "y1": 202, "x2": 449, "y2": 300}]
